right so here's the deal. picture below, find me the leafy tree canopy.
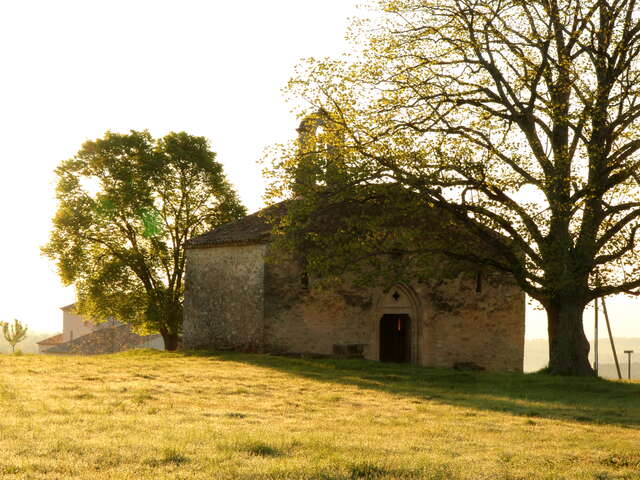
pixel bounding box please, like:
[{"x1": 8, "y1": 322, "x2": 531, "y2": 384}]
[
  {"x1": 267, "y1": 0, "x2": 640, "y2": 375},
  {"x1": 44, "y1": 130, "x2": 246, "y2": 350}
]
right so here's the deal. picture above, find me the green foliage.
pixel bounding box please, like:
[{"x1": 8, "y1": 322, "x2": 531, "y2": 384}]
[
  {"x1": 268, "y1": 185, "x2": 486, "y2": 291},
  {"x1": 43, "y1": 130, "x2": 246, "y2": 349},
  {"x1": 268, "y1": 0, "x2": 640, "y2": 375},
  {"x1": 1, "y1": 319, "x2": 28, "y2": 353}
]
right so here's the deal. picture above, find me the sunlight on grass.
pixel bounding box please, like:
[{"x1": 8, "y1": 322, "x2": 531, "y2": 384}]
[{"x1": 0, "y1": 350, "x2": 638, "y2": 479}]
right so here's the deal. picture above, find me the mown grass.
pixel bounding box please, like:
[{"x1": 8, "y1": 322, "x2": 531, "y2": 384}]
[{"x1": 0, "y1": 350, "x2": 638, "y2": 479}]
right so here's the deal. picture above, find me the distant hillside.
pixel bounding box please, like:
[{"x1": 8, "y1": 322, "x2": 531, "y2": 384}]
[
  {"x1": 597, "y1": 363, "x2": 640, "y2": 380},
  {"x1": 525, "y1": 338, "x2": 640, "y2": 379},
  {"x1": 0, "y1": 331, "x2": 58, "y2": 354}
]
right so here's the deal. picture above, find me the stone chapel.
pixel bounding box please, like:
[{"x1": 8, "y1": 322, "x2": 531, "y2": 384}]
[{"x1": 182, "y1": 202, "x2": 526, "y2": 372}]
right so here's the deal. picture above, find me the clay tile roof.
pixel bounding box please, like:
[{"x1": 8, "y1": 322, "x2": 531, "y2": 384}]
[
  {"x1": 37, "y1": 333, "x2": 64, "y2": 346},
  {"x1": 45, "y1": 325, "x2": 161, "y2": 355},
  {"x1": 186, "y1": 202, "x2": 287, "y2": 249}
]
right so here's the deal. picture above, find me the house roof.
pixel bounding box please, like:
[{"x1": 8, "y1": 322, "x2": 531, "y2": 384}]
[
  {"x1": 185, "y1": 185, "x2": 512, "y2": 259},
  {"x1": 37, "y1": 333, "x2": 64, "y2": 346},
  {"x1": 60, "y1": 303, "x2": 76, "y2": 311},
  {"x1": 185, "y1": 187, "x2": 446, "y2": 250},
  {"x1": 186, "y1": 202, "x2": 287, "y2": 249},
  {"x1": 45, "y1": 325, "x2": 161, "y2": 355}
]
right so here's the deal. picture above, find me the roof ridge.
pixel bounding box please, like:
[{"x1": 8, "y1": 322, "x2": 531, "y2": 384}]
[{"x1": 37, "y1": 333, "x2": 64, "y2": 345}]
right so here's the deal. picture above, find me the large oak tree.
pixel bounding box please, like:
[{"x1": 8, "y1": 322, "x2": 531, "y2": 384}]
[
  {"x1": 44, "y1": 131, "x2": 245, "y2": 350},
  {"x1": 268, "y1": 0, "x2": 640, "y2": 375}
]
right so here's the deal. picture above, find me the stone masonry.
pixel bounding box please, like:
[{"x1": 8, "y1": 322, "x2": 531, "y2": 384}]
[{"x1": 183, "y1": 205, "x2": 526, "y2": 372}]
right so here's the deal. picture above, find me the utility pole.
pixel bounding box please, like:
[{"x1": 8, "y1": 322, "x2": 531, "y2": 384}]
[
  {"x1": 601, "y1": 296, "x2": 622, "y2": 380},
  {"x1": 624, "y1": 350, "x2": 634, "y2": 380}
]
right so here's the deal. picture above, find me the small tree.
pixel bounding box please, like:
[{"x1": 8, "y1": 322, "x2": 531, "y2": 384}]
[
  {"x1": 1, "y1": 319, "x2": 28, "y2": 353},
  {"x1": 43, "y1": 130, "x2": 246, "y2": 350}
]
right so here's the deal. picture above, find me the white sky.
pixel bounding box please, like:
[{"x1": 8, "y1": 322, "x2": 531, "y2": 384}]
[{"x1": 0, "y1": 0, "x2": 637, "y2": 341}]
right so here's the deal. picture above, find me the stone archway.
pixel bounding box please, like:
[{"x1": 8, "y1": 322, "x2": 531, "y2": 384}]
[{"x1": 373, "y1": 284, "x2": 421, "y2": 364}]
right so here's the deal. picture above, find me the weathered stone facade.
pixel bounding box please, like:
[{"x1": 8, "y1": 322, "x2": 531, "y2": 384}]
[
  {"x1": 183, "y1": 207, "x2": 526, "y2": 372},
  {"x1": 183, "y1": 244, "x2": 267, "y2": 350}
]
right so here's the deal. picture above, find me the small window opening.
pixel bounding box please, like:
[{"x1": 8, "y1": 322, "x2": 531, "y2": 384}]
[
  {"x1": 475, "y1": 272, "x2": 482, "y2": 293},
  {"x1": 301, "y1": 271, "x2": 309, "y2": 290}
]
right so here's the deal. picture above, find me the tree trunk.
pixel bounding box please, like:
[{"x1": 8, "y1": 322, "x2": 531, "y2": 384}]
[
  {"x1": 161, "y1": 332, "x2": 179, "y2": 351},
  {"x1": 546, "y1": 298, "x2": 595, "y2": 376}
]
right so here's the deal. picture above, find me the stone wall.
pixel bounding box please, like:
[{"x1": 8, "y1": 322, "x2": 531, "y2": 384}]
[
  {"x1": 183, "y1": 242, "x2": 525, "y2": 372},
  {"x1": 262, "y1": 247, "x2": 524, "y2": 371},
  {"x1": 417, "y1": 274, "x2": 525, "y2": 372},
  {"x1": 183, "y1": 244, "x2": 266, "y2": 350},
  {"x1": 263, "y1": 249, "x2": 377, "y2": 357}
]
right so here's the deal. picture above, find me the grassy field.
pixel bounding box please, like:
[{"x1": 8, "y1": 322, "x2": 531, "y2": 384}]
[{"x1": 0, "y1": 351, "x2": 639, "y2": 480}]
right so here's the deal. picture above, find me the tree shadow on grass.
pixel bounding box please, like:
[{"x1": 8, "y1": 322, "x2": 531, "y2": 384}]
[{"x1": 182, "y1": 350, "x2": 640, "y2": 427}]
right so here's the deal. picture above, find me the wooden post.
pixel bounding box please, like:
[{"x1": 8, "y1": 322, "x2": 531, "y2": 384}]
[
  {"x1": 601, "y1": 296, "x2": 622, "y2": 380},
  {"x1": 623, "y1": 350, "x2": 634, "y2": 380}
]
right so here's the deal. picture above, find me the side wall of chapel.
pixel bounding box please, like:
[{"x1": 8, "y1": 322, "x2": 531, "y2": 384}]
[{"x1": 183, "y1": 244, "x2": 266, "y2": 350}]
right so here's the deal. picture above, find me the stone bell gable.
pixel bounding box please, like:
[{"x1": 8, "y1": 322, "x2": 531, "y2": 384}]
[{"x1": 183, "y1": 203, "x2": 525, "y2": 372}]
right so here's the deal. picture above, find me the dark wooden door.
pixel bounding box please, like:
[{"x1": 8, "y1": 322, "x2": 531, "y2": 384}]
[{"x1": 379, "y1": 314, "x2": 411, "y2": 363}]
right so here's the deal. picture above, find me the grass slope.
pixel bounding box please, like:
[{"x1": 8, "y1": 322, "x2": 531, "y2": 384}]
[{"x1": 0, "y1": 351, "x2": 639, "y2": 480}]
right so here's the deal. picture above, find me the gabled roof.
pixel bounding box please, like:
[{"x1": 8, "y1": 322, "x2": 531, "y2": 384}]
[
  {"x1": 45, "y1": 325, "x2": 161, "y2": 355},
  {"x1": 185, "y1": 185, "x2": 512, "y2": 260},
  {"x1": 60, "y1": 303, "x2": 76, "y2": 311},
  {"x1": 37, "y1": 333, "x2": 64, "y2": 346},
  {"x1": 186, "y1": 202, "x2": 287, "y2": 249}
]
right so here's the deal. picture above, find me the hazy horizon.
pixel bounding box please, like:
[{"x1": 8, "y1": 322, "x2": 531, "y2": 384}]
[{"x1": 22, "y1": 308, "x2": 640, "y2": 342}]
